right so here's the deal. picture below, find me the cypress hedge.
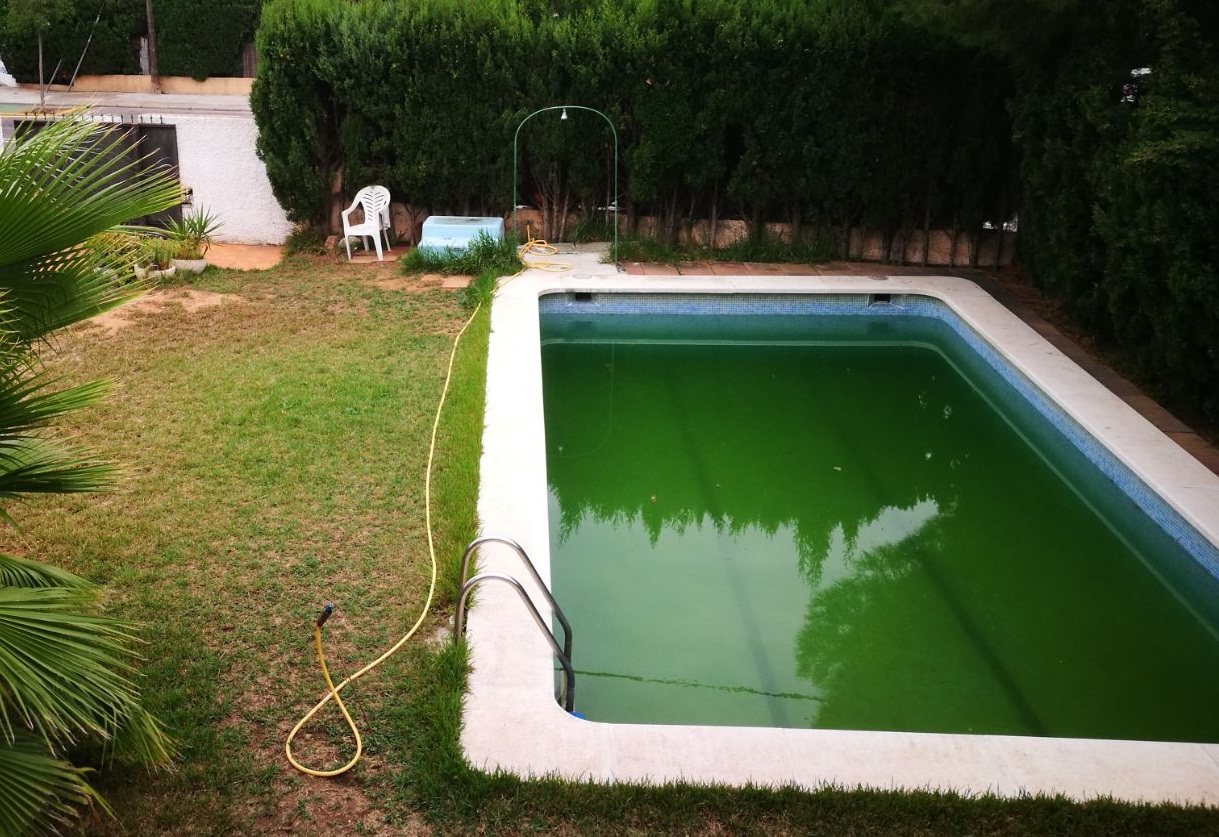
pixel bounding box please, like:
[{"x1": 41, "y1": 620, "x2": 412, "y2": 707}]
[
  {"x1": 252, "y1": 0, "x2": 1014, "y2": 252},
  {"x1": 0, "y1": 0, "x2": 262, "y2": 81},
  {"x1": 1003, "y1": 0, "x2": 1219, "y2": 420}
]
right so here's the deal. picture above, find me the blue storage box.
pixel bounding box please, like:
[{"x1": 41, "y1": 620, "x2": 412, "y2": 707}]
[{"x1": 417, "y1": 216, "x2": 505, "y2": 253}]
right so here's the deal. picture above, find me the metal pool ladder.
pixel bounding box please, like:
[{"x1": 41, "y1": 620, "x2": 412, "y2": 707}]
[{"x1": 454, "y1": 536, "x2": 575, "y2": 713}]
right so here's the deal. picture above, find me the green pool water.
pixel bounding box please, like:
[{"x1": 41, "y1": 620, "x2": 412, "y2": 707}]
[{"x1": 540, "y1": 311, "x2": 1219, "y2": 741}]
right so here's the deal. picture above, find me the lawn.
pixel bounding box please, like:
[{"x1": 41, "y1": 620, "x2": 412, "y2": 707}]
[{"x1": 4, "y1": 257, "x2": 1216, "y2": 835}]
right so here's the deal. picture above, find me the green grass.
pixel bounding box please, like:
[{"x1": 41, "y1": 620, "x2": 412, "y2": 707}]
[
  {"x1": 399, "y1": 230, "x2": 522, "y2": 275},
  {"x1": 612, "y1": 229, "x2": 835, "y2": 266},
  {"x1": 5, "y1": 256, "x2": 1217, "y2": 835},
  {"x1": 399, "y1": 232, "x2": 524, "y2": 308}
]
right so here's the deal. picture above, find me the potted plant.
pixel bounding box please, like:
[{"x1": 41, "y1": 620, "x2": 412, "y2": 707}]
[
  {"x1": 166, "y1": 208, "x2": 223, "y2": 274},
  {"x1": 134, "y1": 237, "x2": 176, "y2": 281}
]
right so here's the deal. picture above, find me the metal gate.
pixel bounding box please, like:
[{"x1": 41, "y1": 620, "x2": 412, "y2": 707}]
[{"x1": 14, "y1": 118, "x2": 183, "y2": 228}]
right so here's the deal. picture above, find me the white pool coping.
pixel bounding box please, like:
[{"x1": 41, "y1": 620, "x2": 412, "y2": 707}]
[{"x1": 464, "y1": 254, "x2": 1219, "y2": 806}]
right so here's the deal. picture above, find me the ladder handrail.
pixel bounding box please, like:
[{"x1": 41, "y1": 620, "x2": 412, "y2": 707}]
[
  {"x1": 455, "y1": 571, "x2": 575, "y2": 712},
  {"x1": 459, "y1": 536, "x2": 572, "y2": 663}
]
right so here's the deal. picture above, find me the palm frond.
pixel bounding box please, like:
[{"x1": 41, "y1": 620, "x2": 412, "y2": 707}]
[
  {"x1": 0, "y1": 554, "x2": 93, "y2": 590},
  {"x1": 0, "y1": 586, "x2": 144, "y2": 747},
  {"x1": 0, "y1": 111, "x2": 178, "y2": 834},
  {"x1": 0, "y1": 373, "x2": 118, "y2": 504},
  {"x1": 0, "y1": 246, "x2": 149, "y2": 344},
  {"x1": 0, "y1": 376, "x2": 111, "y2": 436},
  {"x1": 0, "y1": 117, "x2": 178, "y2": 341},
  {"x1": 0, "y1": 437, "x2": 120, "y2": 500},
  {"x1": 0, "y1": 733, "x2": 108, "y2": 836},
  {"x1": 105, "y1": 705, "x2": 175, "y2": 768}
]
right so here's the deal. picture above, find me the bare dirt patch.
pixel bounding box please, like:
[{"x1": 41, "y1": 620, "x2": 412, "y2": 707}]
[
  {"x1": 251, "y1": 749, "x2": 430, "y2": 836},
  {"x1": 372, "y1": 272, "x2": 456, "y2": 293},
  {"x1": 86, "y1": 289, "x2": 245, "y2": 334}
]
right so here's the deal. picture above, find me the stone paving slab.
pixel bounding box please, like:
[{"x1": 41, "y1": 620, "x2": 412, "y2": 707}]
[
  {"x1": 674, "y1": 262, "x2": 717, "y2": 275},
  {"x1": 639, "y1": 263, "x2": 681, "y2": 276}
]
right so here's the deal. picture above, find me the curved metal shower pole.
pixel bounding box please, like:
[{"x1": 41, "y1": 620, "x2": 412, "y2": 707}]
[{"x1": 512, "y1": 104, "x2": 619, "y2": 264}]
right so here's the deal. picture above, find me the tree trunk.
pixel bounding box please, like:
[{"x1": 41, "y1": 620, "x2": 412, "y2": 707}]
[
  {"x1": 665, "y1": 189, "x2": 680, "y2": 245},
  {"x1": 921, "y1": 187, "x2": 932, "y2": 266},
  {"x1": 895, "y1": 227, "x2": 911, "y2": 266},
  {"x1": 708, "y1": 182, "x2": 720, "y2": 251},
  {"x1": 949, "y1": 213, "x2": 960, "y2": 268},
  {"x1": 329, "y1": 168, "x2": 344, "y2": 236},
  {"x1": 145, "y1": 0, "x2": 161, "y2": 93},
  {"x1": 558, "y1": 182, "x2": 571, "y2": 243},
  {"x1": 686, "y1": 193, "x2": 697, "y2": 246},
  {"x1": 994, "y1": 191, "x2": 1008, "y2": 270},
  {"x1": 37, "y1": 34, "x2": 44, "y2": 108}
]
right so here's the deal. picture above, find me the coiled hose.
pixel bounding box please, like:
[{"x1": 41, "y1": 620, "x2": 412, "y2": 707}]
[
  {"x1": 286, "y1": 234, "x2": 571, "y2": 777},
  {"x1": 285, "y1": 300, "x2": 482, "y2": 777}
]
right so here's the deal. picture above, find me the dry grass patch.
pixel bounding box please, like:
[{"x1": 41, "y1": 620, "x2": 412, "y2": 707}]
[{"x1": 85, "y1": 288, "x2": 246, "y2": 334}]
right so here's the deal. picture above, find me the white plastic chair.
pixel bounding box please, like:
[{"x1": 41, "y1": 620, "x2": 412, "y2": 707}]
[
  {"x1": 340, "y1": 186, "x2": 393, "y2": 260},
  {"x1": 369, "y1": 185, "x2": 393, "y2": 247}
]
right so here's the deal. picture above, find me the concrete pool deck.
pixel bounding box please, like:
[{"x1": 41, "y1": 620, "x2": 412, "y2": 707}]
[{"x1": 462, "y1": 252, "x2": 1219, "y2": 805}]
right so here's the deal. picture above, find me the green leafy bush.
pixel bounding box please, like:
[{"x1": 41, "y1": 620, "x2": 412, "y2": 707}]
[
  {"x1": 1005, "y1": 0, "x2": 1219, "y2": 420},
  {"x1": 252, "y1": 0, "x2": 1013, "y2": 250},
  {"x1": 0, "y1": 0, "x2": 261, "y2": 80},
  {"x1": 251, "y1": 0, "x2": 341, "y2": 224},
  {"x1": 155, "y1": 0, "x2": 261, "y2": 79},
  {"x1": 400, "y1": 231, "x2": 522, "y2": 279}
]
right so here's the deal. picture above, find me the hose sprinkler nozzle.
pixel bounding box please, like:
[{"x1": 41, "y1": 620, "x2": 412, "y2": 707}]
[{"x1": 316, "y1": 602, "x2": 335, "y2": 628}]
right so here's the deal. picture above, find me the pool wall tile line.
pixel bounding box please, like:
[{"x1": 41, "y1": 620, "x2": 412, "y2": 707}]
[{"x1": 468, "y1": 259, "x2": 1219, "y2": 805}]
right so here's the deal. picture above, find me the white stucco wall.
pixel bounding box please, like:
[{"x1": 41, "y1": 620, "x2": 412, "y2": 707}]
[{"x1": 173, "y1": 114, "x2": 293, "y2": 244}]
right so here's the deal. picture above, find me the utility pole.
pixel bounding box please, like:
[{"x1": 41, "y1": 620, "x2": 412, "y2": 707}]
[{"x1": 145, "y1": 0, "x2": 161, "y2": 92}]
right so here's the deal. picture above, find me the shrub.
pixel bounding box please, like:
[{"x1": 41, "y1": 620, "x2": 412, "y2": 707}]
[
  {"x1": 401, "y1": 232, "x2": 522, "y2": 279},
  {"x1": 165, "y1": 208, "x2": 223, "y2": 259}
]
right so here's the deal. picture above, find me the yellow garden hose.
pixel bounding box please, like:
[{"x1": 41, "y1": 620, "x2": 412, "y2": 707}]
[
  {"x1": 517, "y1": 227, "x2": 573, "y2": 273},
  {"x1": 285, "y1": 299, "x2": 483, "y2": 778},
  {"x1": 286, "y1": 233, "x2": 574, "y2": 777}
]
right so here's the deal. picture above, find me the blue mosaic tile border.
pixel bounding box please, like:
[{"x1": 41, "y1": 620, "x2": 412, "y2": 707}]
[{"x1": 538, "y1": 291, "x2": 1219, "y2": 582}]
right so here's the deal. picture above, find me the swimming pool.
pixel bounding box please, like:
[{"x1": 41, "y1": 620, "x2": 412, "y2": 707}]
[
  {"x1": 540, "y1": 298, "x2": 1219, "y2": 741},
  {"x1": 465, "y1": 260, "x2": 1219, "y2": 804}
]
